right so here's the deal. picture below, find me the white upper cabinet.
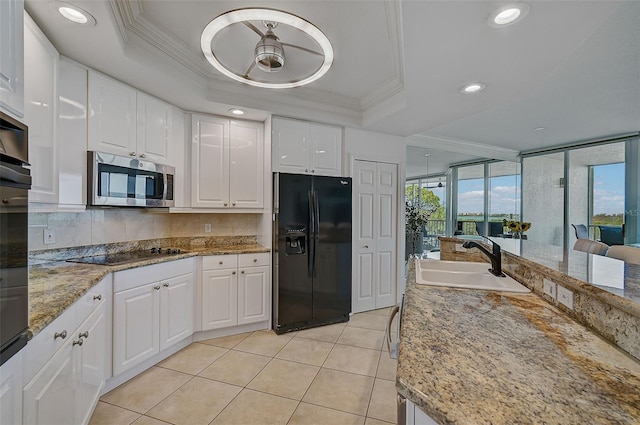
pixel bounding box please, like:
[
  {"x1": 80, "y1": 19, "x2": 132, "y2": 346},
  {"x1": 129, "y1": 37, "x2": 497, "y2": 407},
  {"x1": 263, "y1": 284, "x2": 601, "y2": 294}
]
[
  {"x1": 24, "y1": 13, "x2": 58, "y2": 204},
  {"x1": 88, "y1": 72, "x2": 172, "y2": 164},
  {"x1": 191, "y1": 114, "x2": 264, "y2": 209},
  {"x1": 272, "y1": 117, "x2": 342, "y2": 176},
  {"x1": 0, "y1": 0, "x2": 24, "y2": 118}
]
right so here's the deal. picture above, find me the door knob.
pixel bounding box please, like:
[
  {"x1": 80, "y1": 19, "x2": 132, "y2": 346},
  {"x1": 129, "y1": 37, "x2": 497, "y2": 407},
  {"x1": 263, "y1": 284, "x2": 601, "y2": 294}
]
[{"x1": 363, "y1": 245, "x2": 369, "y2": 249}]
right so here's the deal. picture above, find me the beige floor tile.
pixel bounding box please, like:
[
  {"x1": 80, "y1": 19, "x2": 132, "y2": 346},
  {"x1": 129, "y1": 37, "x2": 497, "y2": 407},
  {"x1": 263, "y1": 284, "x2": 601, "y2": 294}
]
[
  {"x1": 302, "y1": 369, "x2": 374, "y2": 416},
  {"x1": 366, "y1": 307, "x2": 393, "y2": 317},
  {"x1": 233, "y1": 330, "x2": 292, "y2": 357},
  {"x1": 132, "y1": 416, "x2": 172, "y2": 425},
  {"x1": 287, "y1": 402, "x2": 365, "y2": 425},
  {"x1": 338, "y1": 327, "x2": 386, "y2": 350},
  {"x1": 376, "y1": 351, "x2": 398, "y2": 381},
  {"x1": 295, "y1": 323, "x2": 345, "y2": 343},
  {"x1": 210, "y1": 389, "x2": 298, "y2": 425},
  {"x1": 364, "y1": 418, "x2": 395, "y2": 425},
  {"x1": 324, "y1": 344, "x2": 381, "y2": 376},
  {"x1": 88, "y1": 401, "x2": 140, "y2": 425},
  {"x1": 367, "y1": 378, "x2": 397, "y2": 423},
  {"x1": 275, "y1": 338, "x2": 334, "y2": 366},
  {"x1": 348, "y1": 313, "x2": 389, "y2": 331},
  {"x1": 199, "y1": 332, "x2": 252, "y2": 349},
  {"x1": 100, "y1": 367, "x2": 192, "y2": 414},
  {"x1": 157, "y1": 343, "x2": 228, "y2": 375},
  {"x1": 146, "y1": 377, "x2": 241, "y2": 425},
  {"x1": 247, "y1": 358, "x2": 319, "y2": 400},
  {"x1": 198, "y1": 349, "x2": 271, "y2": 386}
]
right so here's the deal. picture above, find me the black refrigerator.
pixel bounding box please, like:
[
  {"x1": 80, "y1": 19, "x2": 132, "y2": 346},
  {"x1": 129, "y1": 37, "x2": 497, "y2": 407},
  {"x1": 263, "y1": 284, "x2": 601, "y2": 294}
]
[{"x1": 273, "y1": 173, "x2": 352, "y2": 334}]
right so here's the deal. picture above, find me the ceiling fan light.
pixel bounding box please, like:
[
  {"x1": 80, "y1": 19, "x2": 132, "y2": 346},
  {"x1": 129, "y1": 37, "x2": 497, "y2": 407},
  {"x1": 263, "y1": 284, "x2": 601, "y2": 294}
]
[{"x1": 254, "y1": 30, "x2": 285, "y2": 72}]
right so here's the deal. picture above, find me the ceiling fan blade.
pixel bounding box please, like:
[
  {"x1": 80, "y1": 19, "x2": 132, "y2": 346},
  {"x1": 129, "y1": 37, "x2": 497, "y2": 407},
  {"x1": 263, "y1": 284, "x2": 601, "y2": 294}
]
[
  {"x1": 243, "y1": 61, "x2": 257, "y2": 78},
  {"x1": 281, "y1": 42, "x2": 323, "y2": 57},
  {"x1": 242, "y1": 21, "x2": 264, "y2": 37}
]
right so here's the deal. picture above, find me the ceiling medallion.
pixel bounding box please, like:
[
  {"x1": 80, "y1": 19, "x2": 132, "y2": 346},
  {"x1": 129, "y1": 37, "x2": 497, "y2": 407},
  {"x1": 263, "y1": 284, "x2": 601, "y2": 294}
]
[{"x1": 200, "y1": 8, "x2": 334, "y2": 89}]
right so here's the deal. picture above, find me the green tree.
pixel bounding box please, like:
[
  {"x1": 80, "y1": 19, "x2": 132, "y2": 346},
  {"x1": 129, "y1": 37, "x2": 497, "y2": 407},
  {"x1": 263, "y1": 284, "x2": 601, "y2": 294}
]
[{"x1": 405, "y1": 186, "x2": 445, "y2": 228}]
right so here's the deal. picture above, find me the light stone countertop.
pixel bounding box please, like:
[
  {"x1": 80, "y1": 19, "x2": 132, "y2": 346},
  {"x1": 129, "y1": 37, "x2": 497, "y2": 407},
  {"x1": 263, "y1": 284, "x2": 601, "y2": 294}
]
[
  {"x1": 397, "y1": 261, "x2": 640, "y2": 425},
  {"x1": 28, "y1": 242, "x2": 270, "y2": 338}
]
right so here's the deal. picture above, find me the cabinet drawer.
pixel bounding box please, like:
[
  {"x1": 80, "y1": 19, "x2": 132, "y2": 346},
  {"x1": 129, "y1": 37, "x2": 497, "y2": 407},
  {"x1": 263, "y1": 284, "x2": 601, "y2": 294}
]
[
  {"x1": 238, "y1": 252, "x2": 270, "y2": 268},
  {"x1": 74, "y1": 276, "x2": 111, "y2": 329},
  {"x1": 203, "y1": 255, "x2": 238, "y2": 270},
  {"x1": 113, "y1": 258, "x2": 195, "y2": 293}
]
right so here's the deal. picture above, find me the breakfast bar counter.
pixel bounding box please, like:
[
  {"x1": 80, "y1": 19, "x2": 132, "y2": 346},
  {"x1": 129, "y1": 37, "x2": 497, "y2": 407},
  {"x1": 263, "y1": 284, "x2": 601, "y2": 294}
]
[{"x1": 397, "y1": 260, "x2": 640, "y2": 424}]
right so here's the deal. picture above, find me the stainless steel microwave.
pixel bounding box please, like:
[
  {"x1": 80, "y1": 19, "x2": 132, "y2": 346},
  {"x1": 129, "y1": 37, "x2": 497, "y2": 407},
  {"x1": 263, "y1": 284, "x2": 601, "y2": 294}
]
[{"x1": 88, "y1": 151, "x2": 175, "y2": 207}]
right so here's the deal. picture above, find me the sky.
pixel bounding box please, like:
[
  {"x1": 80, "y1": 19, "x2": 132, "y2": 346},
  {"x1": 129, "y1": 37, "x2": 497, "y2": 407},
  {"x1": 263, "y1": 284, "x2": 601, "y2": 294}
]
[{"x1": 456, "y1": 163, "x2": 625, "y2": 216}]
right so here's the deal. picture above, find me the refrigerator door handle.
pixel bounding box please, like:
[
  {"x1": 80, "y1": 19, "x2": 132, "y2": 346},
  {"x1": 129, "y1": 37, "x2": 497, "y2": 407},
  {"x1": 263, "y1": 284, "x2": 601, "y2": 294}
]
[
  {"x1": 313, "y1": 190, "x2": 320, "y2": 277},
  {"x1": 308, "y1": 190, "x2": 315, "y2": 278}
]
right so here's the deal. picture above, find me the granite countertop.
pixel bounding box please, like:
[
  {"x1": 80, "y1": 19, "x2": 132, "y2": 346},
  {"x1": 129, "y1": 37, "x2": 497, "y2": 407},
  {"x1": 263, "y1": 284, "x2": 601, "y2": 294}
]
[
  {"x1": 28, "y1": 242, "x2": 270, "y2": 338},
  {"x1": 397, "y1": 261, "x2": 640, "y2": 424}
]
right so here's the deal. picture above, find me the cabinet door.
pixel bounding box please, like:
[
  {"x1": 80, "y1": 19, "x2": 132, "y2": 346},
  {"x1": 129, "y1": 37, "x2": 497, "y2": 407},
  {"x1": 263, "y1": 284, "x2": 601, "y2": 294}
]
[
  {"x1": 201, "y1": 269, "x2": 237, "y2": 330},
  {"x1": 113, "y1": 282, "x2": 160, "y2": 376},
  {"x1": 57, "y1": 59, "x2": 88, "y2": 206},
  {"x1": 0, "y1": 0, "x2": 24, "y2": 118},
  {"x1": 76, "y1": 302, "x2": 107, "y2": 425},
  {"x1": 272, "y1": 118, "x2": 309, "y2": 174},
  {"x1": 309, "y1": 123, "x2": 342, "y2": 176},
  {"x1": 159, "y1": 272, "x2": 194, "y2": 351},
  {"x1": 24, "y1": 14, "x2": 59, "y2": 203},
  {"x1": 88, "y1": 71, "x2": 137, "y2": 157},
  {"x1": 237, "y1": 265, "x2": 269, "y2": 325},
  {"x1": 0, "y1": 350, "x2": 24, "y2": 425},
  {"x1": 229, "y1": 120, "x2": 264, "y2": 208},
  {"x1": 23, "y1": 339, "x2": 77, "y2": 425},
  {"x1": 137, "y1": 92, "x2": 172, "y2": 164},
  {"x1": 191, "y1": 114, "x2": 229, "y2": 208}
]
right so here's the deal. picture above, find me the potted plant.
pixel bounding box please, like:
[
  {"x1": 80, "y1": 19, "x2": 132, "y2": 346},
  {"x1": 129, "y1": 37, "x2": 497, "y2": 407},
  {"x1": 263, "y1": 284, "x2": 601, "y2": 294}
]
[
  {"x1": 405, "y1": 195, "x2": 438, "y2": 258},
  {"x1": 502, "y1": 219, "x2": 532, "y2": 239}
]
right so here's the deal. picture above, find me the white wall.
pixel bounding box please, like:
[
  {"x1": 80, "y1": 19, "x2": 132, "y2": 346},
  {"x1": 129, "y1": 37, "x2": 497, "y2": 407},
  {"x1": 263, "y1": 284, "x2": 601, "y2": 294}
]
[{"x1": 344, "y1": 127, "x2": 407, "y2": 300}]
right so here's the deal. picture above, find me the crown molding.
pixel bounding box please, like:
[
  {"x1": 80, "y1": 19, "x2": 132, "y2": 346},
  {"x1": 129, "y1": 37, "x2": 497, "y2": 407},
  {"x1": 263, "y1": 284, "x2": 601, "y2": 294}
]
[{"x1": 407, "y1": 134, "x2": 521, "y2": 162}]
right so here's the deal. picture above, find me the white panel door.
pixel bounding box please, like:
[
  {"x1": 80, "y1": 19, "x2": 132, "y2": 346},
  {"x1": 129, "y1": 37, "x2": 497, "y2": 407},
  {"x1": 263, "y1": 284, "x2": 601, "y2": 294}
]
[
  {"x1": 160, "y1": 272, "x2": 194, "y2": 350},
  {"x1": 77, "y1": 303, "x2": 107, "y2": 425},
  {"x1": 352, "y1": 160, "x2": 398, "y2": 313},
  {"x1": 87, "y1": 71, "x2": 137, "y2": 156},
  {"x1": 201, "y1": 269, "x2": 238, "y2": 330},
  {"x1": 137, "y1": 92, "x2": 172, "y2": 164},
  {"x1": 0, "y1": 350, "x2": 23, "y2": 425},
  {"x1": 191, "y1": 114, "x2": 229, "y2": 208},
  {"x1": 237, "y1": 266, "x2": 269, "y2": 325},
  {"x1": 375, "y1": 163, "x2": 397, "y2": 308},
  {"x1": 272, "y1": 117, "x2": 309, "y2": 173},
  {"x1": 353, "y1": 160, "x2": 376, "y2": 312},
  {"x1": 113, "y1": 283, "x2": 160, "y2": 375},
  {"x1": 229, "y1": 120, "x2": 264, "y2": 208},
  {"x1": 309, "y1": 123, "x2": 342, "y2": 176}
]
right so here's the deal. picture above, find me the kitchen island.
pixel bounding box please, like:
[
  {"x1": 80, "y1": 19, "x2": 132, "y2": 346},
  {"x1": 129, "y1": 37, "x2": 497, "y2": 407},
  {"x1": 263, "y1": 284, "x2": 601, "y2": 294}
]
[{"x1": 397, "y1": 259, "x2": 640, "y2": 424}]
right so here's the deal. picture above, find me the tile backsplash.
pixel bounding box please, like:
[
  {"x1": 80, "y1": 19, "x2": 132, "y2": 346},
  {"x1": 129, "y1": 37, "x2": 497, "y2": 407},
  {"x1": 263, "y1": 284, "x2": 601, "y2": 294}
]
[{"x1": 29, "y1": 210, "x2": 260, "y2": 251}]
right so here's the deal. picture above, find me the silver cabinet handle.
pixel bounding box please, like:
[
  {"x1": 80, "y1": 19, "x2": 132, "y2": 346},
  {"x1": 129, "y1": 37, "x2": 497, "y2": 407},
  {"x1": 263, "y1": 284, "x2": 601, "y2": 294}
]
[
  {"x1": 241, "y1": 270, "x2": 245, "y2": 274},
  {"x1": 129, "y1": 152, "x2": 136, "y2": 156},
  {"x1": 79, "y1": 331, "x2": 89, "y2": 339},
  {"x1": 305, "y1": 169, "x2": 308, "y2": 172},
  {"x1": 73, "y1": 339, "x2": 83, "y2": 347},
  {"x1": 163, "y1": 283, "x2": 169, "y2": 287},
  {"x1": 93, "y1": 294, "x2": 102, "y2": 301},
  {"x1": 311, "y1": 169, "x2": 315, "y2": 173},
  {"x1": 232, "y1": 203, "x2": 236, "y2": 206},
  {"x1": 54, "y1": 330, "x2": 67, "y2": 340},
  {"x1": 139, "y1": 153, "x2": 146, "y2": 158},
  {"x1": 232, "y1": 271, "x2": 236, "y2": 275},
  {"x1": 224, "y1": 203, "x2": 228, "y2": 206},
  {"x1": 154, "y1": 285, "x2": 161, "y2": 290},
  {"x1": 219, "y1": 261, "x2": 223, "y2": 265},
  {"x1": 253, "y1": 259, "x2": 257, "y2": 262}
]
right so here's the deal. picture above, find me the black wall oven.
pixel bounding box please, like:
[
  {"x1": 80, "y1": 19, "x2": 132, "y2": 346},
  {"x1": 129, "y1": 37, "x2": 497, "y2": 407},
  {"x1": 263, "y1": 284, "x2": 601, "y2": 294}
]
[{"x1": 0, "y1": 111, "x2": 30, "y2": 366}]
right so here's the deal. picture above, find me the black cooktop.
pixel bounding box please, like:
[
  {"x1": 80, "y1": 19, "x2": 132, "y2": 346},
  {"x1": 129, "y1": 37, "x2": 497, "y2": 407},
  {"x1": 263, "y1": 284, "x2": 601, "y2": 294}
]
[{"x1": 67, "y1": 248, "x2": 185, "y2": 266}]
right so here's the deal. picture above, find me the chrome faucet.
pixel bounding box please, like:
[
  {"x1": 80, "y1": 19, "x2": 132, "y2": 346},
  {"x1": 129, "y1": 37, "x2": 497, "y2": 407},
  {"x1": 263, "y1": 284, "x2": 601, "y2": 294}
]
[{"x1": 461, "y1": 238, "x2": 505, "y2": 277}]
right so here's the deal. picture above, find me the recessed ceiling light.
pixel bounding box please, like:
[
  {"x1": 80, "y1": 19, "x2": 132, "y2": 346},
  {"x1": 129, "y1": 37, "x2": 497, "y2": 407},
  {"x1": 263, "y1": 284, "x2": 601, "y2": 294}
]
[
  {"x1": 229, "y1": 108, "x2": 246, "y2": 116},
  {"x1": 50, "y1": 2, "x2": 96, "y2": 26},
  {"x1": 534, "y1": 127, "x2": 545, "y2": 131},
  {"x1": 461, "y1": 82, "x2": 486, "y2": 94},
  {"x1": 488, "y1": 3, "x2": 529, "y2": 28},
  {"x1": 201, "y1": 8, "x2": 333, "y2": 89}
]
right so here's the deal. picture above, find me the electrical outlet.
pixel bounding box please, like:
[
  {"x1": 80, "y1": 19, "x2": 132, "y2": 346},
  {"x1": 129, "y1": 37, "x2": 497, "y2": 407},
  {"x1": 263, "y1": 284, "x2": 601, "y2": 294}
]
[
  {"x1": 204, "y1": 223, "x2": 212, "y2": 233},
  {"x1": 557, "y1": 285, "x2": 574, "y2": 310},
  {"x1": 543, "y1": 278, "x2": 557, "y2": 299},
  {"x1": 455, "y1": 243, "x2": 468, "y2": 252},
  {"x1": 44, "y1": 228, "x2": 56, "y2": 245}
]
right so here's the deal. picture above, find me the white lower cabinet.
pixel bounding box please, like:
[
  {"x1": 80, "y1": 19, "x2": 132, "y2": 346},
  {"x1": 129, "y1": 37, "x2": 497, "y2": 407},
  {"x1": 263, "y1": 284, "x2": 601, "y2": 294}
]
[
  {"x1": 23, "y1": 283, "x2": 109, "y2": 425},
  {"x1": 113, "y1": 259, "x2": 194, "y2": 376},
  {"x1": 0, "y1": 350, "x2": 24, "y2": 425},
  {"x1": 201, "y1": 253, "x2": 270, "y2": 331},
  {"x1": 406, "y1": 398, "x2": 439, "y2": 425}
]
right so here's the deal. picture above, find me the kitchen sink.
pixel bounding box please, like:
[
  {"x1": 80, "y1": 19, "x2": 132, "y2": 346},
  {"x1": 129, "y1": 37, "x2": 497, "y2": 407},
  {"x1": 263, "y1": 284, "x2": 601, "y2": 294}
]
[{"x1": 415, "y1": 259, "x2": 530, "y2": 293}]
